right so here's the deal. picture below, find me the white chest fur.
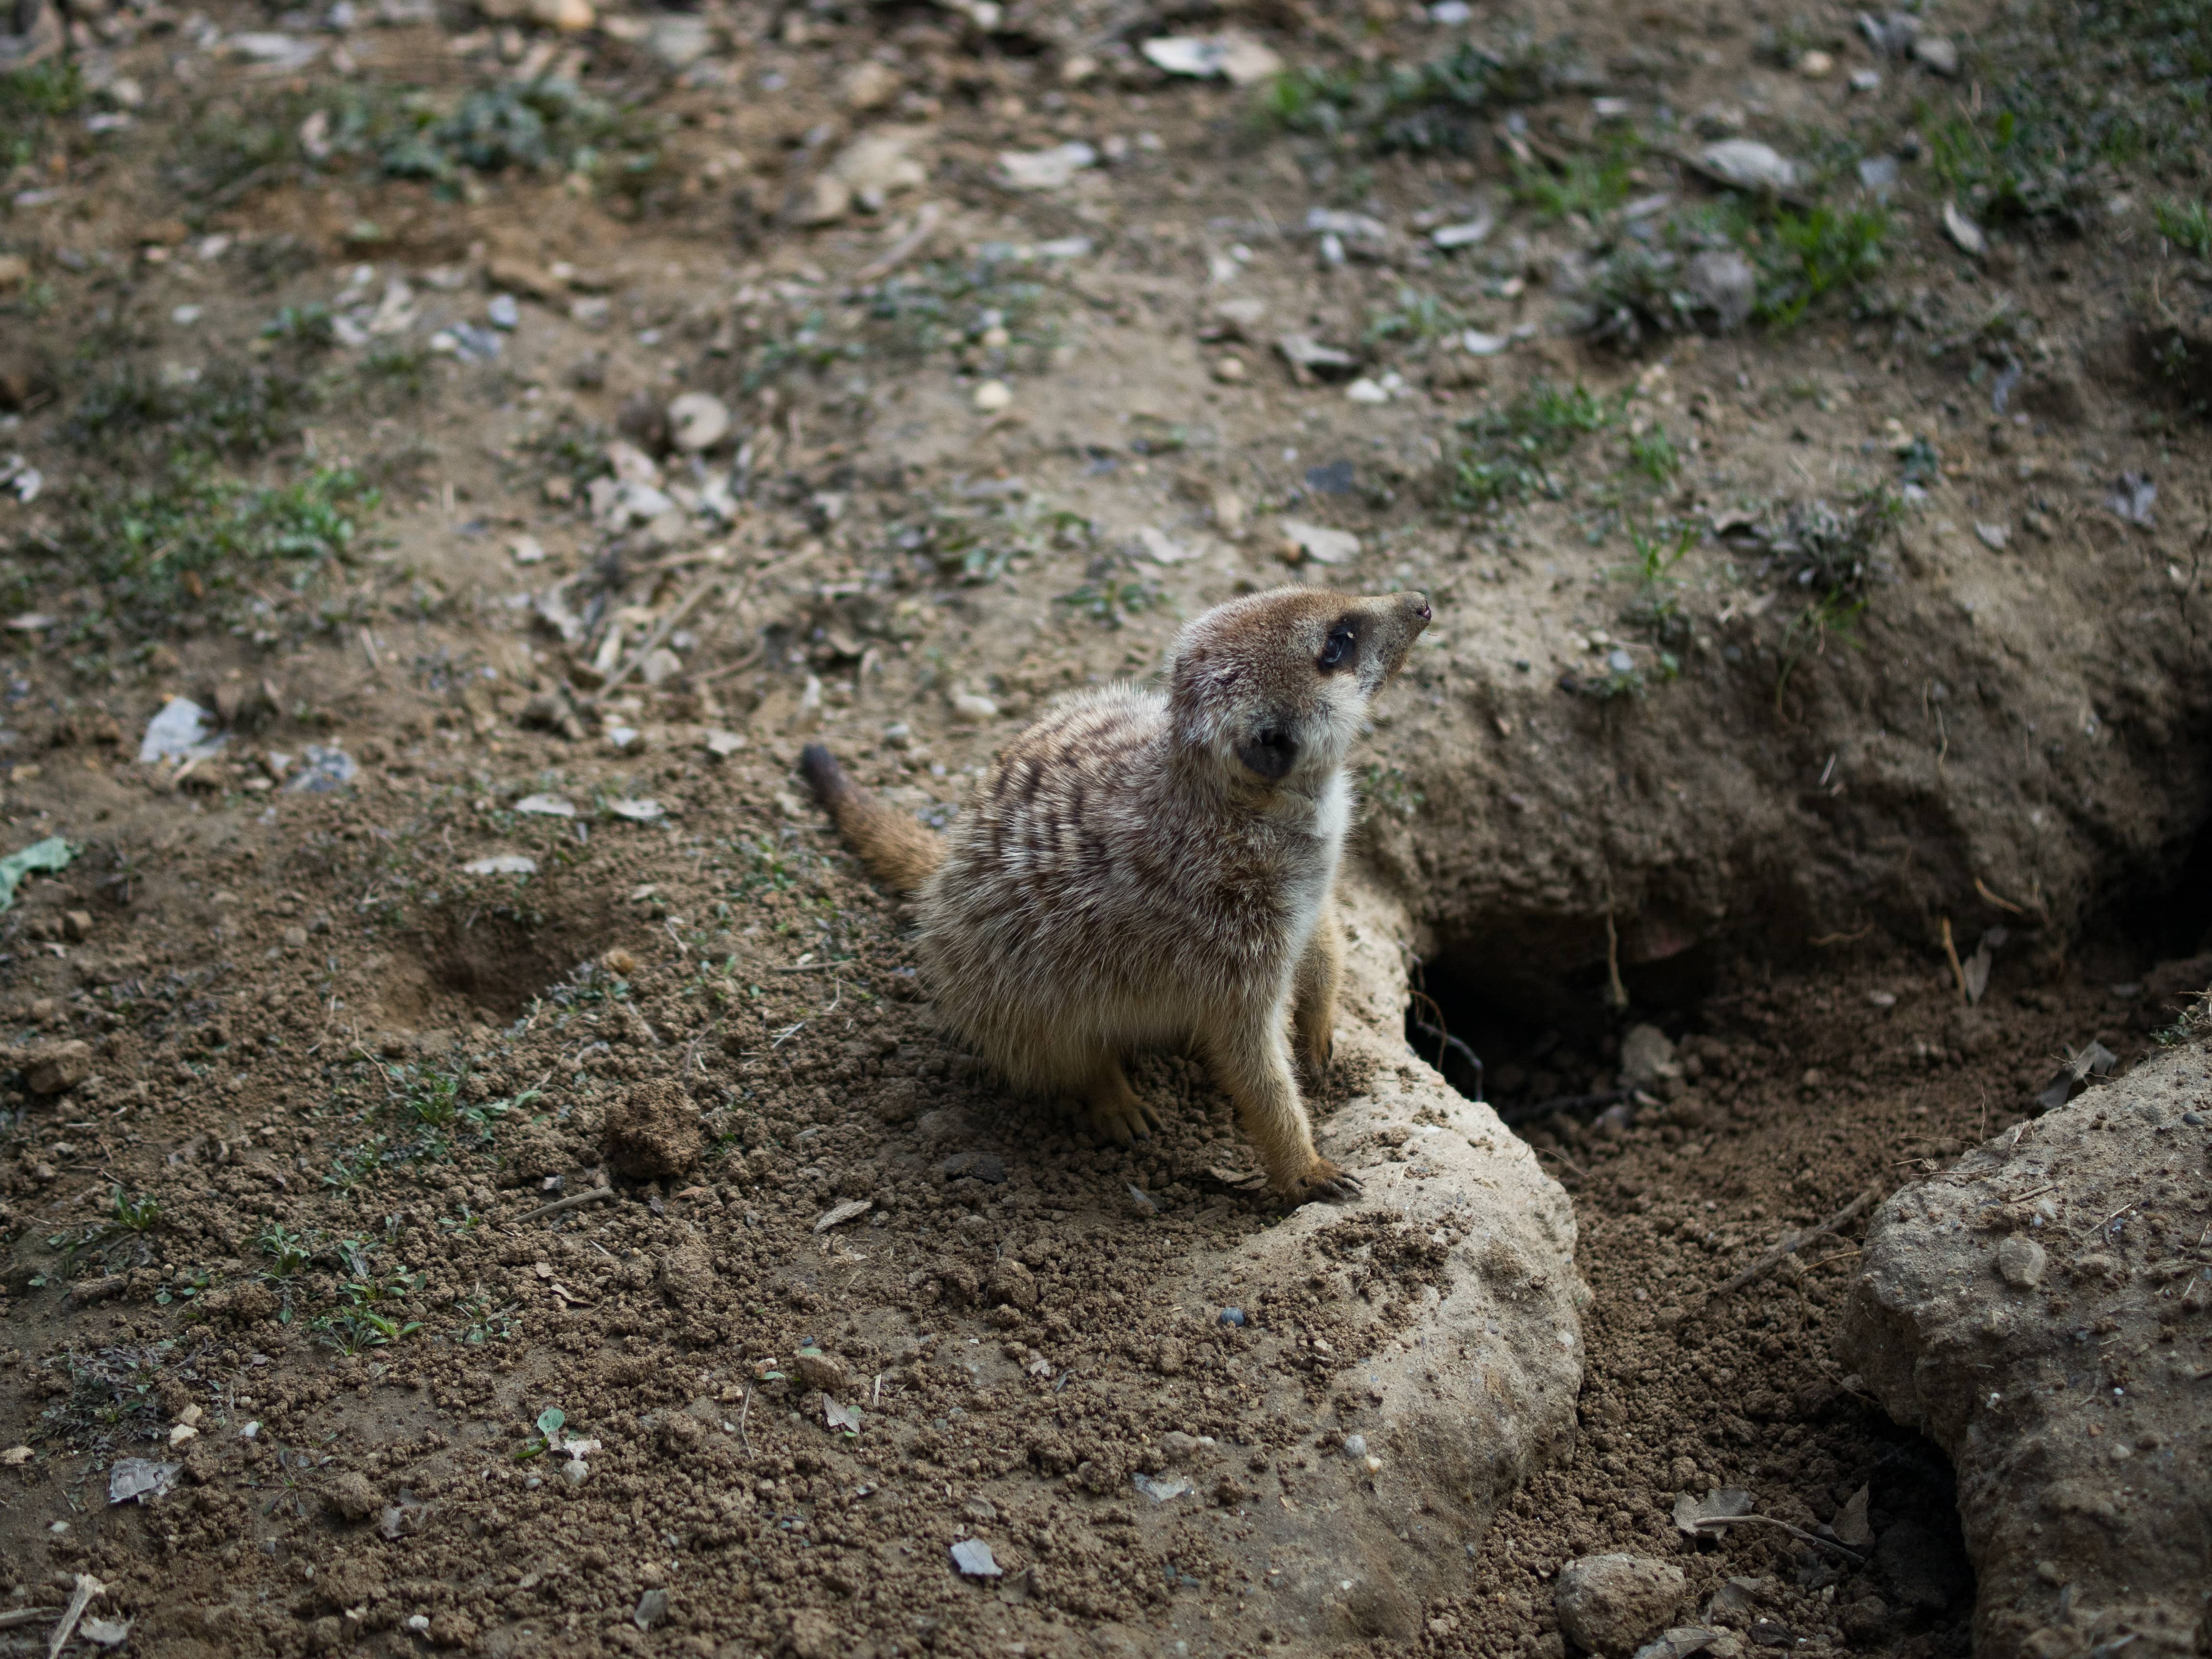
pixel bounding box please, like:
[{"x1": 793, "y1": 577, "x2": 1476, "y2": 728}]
[{"x1": 1280, "y1": 771, "x2": 1349, "y2": 966}]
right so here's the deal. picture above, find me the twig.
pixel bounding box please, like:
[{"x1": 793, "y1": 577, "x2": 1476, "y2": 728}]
[
  {"x1": 736, "y1": 1385, "x2": 752, "y2": 1453},
  {"x1": 769, "y1": 961, "x2": 856, "y2": 974},
  {"x1": 1940, "y1": 917, "x2": 1967, "y2": 1007},
  {"x1": 854, "y1": 200, "x2": 945, "y2": 284},
  {"x1": 517, "y1": 1187, "x2": 614, "y2": 1223},
  {"x1": 1686, "y1": 1513, "x2": 1865, "y2": 1563},
  {"x1": 1603, "y1": 910, "x2": 1628, "y2": 1011},
  {"x1": 583, "y1": 576, "x2": 721, "y2": 706},
  {"x1": 1533, "y1": 1145, "x2": 1588, "y2": 1180},
  {"x1": 1711, "y1": 1187, "x2": 1880, "y2": 1300},
  {"x1": 1975, "y1": 877, "x2": 2027, "y2": 915},
  {"x1": 48, "y1": 1574, "x2": 103, "y2": 1659},
  {"x1": 0, "y1": 1611, "x2": 56, "y2": 1632}
]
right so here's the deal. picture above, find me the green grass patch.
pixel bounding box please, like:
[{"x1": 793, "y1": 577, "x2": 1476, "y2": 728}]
[
  {"x1": 1451, "y1": 380, "x2": 1621, "y2": 506},
  {"x1": 2156, "y1": 197, "x2": 2212, "y2": 256},
  {"x1": 71, "y1": 463, "x2": 377, "y2": 606},
  {"x1": 0, "y1": 58, "x2": 84, "y2": 170},
  {"x1": 1513, "y1": 137, "x2": 1638, "y2": 222},
  {"x1": 1260, "y1": 36, "x2": 1565, "y2": 154}
]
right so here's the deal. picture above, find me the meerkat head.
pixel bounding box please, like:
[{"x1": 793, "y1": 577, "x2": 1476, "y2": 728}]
[{"x1": 1166, "y1": 588, "x2": 1431, "y2": 788}]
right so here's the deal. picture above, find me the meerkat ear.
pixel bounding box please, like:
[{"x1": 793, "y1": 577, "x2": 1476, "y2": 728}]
[{"x1": 1235, "y1": 729, "x2": 1298, "y2": 779}]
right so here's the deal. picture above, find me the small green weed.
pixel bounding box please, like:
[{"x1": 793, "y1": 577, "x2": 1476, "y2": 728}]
[
  {"x1": 1626, "y1": 424, "x2": 1679, "y2": 487},
  {"x1": 1057, "y1": 566, "x2": 1164, "y2": 628},
  {"x1": 313, "y1": 1309, "x2": 421, "y2": 1355},
  {"x1": 516, "y1": 1405, "x2": 566, "y2": 1460},
  {"x1": 1365, "y1": 286, "x2": 1467, "y2": 348},
  {"x1": 1452, "y1": 380, "x2": 1621, "y2": 506},
  {"x1": 262, "y1": 304, "x2": 337, "y2": 352},
  {"x1": 108, "y1": 1188, "x2": 160, "y2": 1233},
  {"x1": 1513, "y1": 137, "x2": 1638, "y2": 223},
  {"x1": 75, "y1": 463, "x2": 375, "y2": 608},
  {"x1": 0, "y1": 58, "x2": 84, "y2": 169},
  {"x1": 1362, "y1": 764, "x2": 1426, "y2": 820},
  {"x1": 2155, "y1": 198, "x2": 2212, "y2": 258},
  {"x1": 67, "y1": 361, "x2": 318, "y2": 462},
  {"x1": 1261, "y1": 37, "x2": 1563, "y2": 154},
  {"x1": 1753, "y1": 205, "x2": 1889, "y2": 328},
  {"x1": 257, "y1": 1224, "x2": 312, "y2": 1278}
]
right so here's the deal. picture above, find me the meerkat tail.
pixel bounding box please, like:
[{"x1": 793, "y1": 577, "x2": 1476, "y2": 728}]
[{"x1": 798, "y1": 744, "x2": 946, "y2": 894}]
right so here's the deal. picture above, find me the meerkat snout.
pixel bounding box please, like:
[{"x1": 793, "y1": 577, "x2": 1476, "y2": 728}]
[{"x1": 804, "y1": 586, "x2": 1433, "y2": 1204}]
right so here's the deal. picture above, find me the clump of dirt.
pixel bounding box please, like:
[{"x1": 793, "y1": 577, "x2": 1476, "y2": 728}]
[{"x1": 602, "y1": 1074, "x2": 705, "y2": 1181}]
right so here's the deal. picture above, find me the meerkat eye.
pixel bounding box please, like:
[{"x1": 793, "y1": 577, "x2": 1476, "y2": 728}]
[{"x1": 1317, "y1": 625, "x2": 1356, "y2": 672}]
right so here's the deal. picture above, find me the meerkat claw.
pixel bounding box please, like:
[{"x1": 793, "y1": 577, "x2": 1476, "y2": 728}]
[{"x1": 1290, "y1": 1159, "x2": 1363, "y2": 1204}]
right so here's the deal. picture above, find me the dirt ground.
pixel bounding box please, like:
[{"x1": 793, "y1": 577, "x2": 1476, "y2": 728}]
[{"x1": 1, "y1": 0, "x2": 2210, "y2": 1651}]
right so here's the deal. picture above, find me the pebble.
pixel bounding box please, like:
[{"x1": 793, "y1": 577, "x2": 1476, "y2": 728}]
[
  {"x1": 950, "y1": 1539, "x2": 1002, "y2": 1577},
  {"x1": 971, "y1": 379, "x2": 1013, "y2": 413},
  {"x1": 486, "y1": 293, "x2": 519, "y2": 330},
  {"x1": 1556, "y1": 1556, "x2": 1689, "y2": 1659},
  {"x1": 668, "y1": 391, "x2": 732, "y2": 452},
  {"x1": 1996, "y1": 1235, "x2": 2045, "y2": 1289},
  {"x1": 1218, "y1": 1306, "x2": 1245, "y2": 1326},
  {"x1": 1944, "y1": 201, "x2": 1988, "y2": 256}
]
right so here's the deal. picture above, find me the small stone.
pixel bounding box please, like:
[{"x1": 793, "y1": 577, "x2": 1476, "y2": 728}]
[
  {"x1": 841, "y1": 59, "x2": 902, "y2": 110},
  {"x1": 950, "y1": 686, "x2": 999, "y2": 721},
  {"x1": 1996, "y1": 1234, "x2": 2045, "y2": 1289},
  {"x1": 667, "y1": 391, "x2": 732, "y2": 453},
  {"x1": 1796, "y1": 48, "x2": 1833, "y2": 77},
  {"x1": 972, "y1": 379, "x2": 1013, "y2": 413},
  {"x1": 1619, "y1": 1024, "x2": 1679, "y2": 1090},
  {"x1": 1218, "y1": 1306, "x2": 1246, "y2": 1326},
  {"x1": 1975, "y1": 521, "x2": 2009, "y2": 551},
  {"x1": 1279, "y1": 520, "x2": 1361, "y2": 565},
  {"x1": 1943, "y1": 200, "x2": 1987, "y2": 256},
  {"x1": 1911, "y1": 34, "x2": 1959, "y2": 75},
  {"x1": 1697, "y1": 140, "x2": 1799, "y2": 191},
  {"x1": 793, "y1": 1349, "x2": 848, "y2": 1394},
  {"x1": 429, "y1": 1611, "x2": 478, "y2": 1650},
  {"x1": 1212, "y1": 355, "x2": 1246, "y2": 383},
  {"x1": 486, "y1": 293, "x2": 520, "y2": 330},
  {"x1": 1556, "y1": 1555, "x2": 1689, "y2": 1659},
  {"x1": 631, "y1": 1590, "x2": 668, "y2": 1633},
  {"x1": 950, "y1": 1539, "x2": 1002, "y2": 1577}
]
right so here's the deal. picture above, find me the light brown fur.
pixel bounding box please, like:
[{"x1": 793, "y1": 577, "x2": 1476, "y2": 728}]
[{"x1": 801, "y1": 587, "x2": 1430, "y2": 1202}]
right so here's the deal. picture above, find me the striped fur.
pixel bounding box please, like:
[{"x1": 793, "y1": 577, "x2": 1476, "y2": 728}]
[{"x1": 807, "y1": 588, "x2": 1431, "y2": 1202}]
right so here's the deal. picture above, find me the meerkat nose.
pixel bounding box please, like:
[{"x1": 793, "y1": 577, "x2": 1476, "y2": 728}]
[{"x1": 1404, "y1": 592, "x2": 1432, "y2": 622}]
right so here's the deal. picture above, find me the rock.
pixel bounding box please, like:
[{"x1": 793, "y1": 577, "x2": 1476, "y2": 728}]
[
  {"x1": 827, "y1": 126, "x2": 930, "y2": 210},
  {"x1": 1911, "y1": 34, "x2": 1959, "y2": 75},
  {"x1": 322, "y1": 1471, "x2": 381, "y2": 1522},
  {"x1": 601, "y1": 1078, "x2": 702, "y2": 1180},
  {"x1": 997, "y1": 142, "x2": 1096, "y2": 191},
  {"x1": 666, "y1": 392, "x2": 731, "y2": 453},
  {"x1": 1276, "y1": 333, "x2": 1361, "y2": 381},
  {"x1": 1995, "y1": 1233, "x2": 2045, "y2": 1288},
  {"x1": 1556, "y1": 1556, "x2": 1689, "y2": 1658},
  {"x1": 1618, "y1": 1024, "x2": 1677, "y2": 1090},
  {"x1": 1279, "y1": 520, "x2": 1361, "y2": 565},
  {"x1": 1943, "y1": 200, "x2": 1987, "y2": 257},
  {"x1": 1140, "y1": 33, "x2": 1282, "y2": 85},
  {"x1": 841, "y1": 59, "x2": 902, "y2": 110},
  {"x1": 950, "y1": 1539, "x2": 1002, "y2": 1577},
  {"x1": 792, "y1": 1349, "x2": 848, "y2": 1394},
  {"x1": 18, "y1": 1039, "x2": 91, "y2": 1094},
  {"x1": 1696, "y1": 140, "x2": 1799, "y2": 191},
  {"x1": 1836, "y1": 1024, "x2": 2212, "y2": 1659},
  {"x1": 1682, "y1": 249, "x2": 1757, "y2": 332},
  {"x1": 971, "y1": 380, "x2": 1013, "y2": 413}
]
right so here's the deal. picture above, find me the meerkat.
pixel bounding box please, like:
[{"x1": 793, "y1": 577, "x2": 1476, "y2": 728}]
[{"x1": 800, "y1": 587, "x2": 1431, "y2": 1203}]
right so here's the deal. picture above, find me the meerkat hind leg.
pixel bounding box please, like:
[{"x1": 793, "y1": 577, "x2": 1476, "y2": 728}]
[
  {"x1": 1202, "y1": 1020, "x2": 1360, "y2": 1203},
  {"x1": 1291, "y1": 892, "x2": 1344, "y2": 1079},
  {"x1": 1080, "y1": 1050, "x2": 1163, "y2": 1146}
]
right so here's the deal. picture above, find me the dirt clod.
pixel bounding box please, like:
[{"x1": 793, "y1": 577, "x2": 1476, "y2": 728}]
[
  {"x1": 18, "y1": 1040, "x2": 91, "y2": 1094},
  {"x1": 601, "y1": 1077, "x2": 701, "y2": 1179}
]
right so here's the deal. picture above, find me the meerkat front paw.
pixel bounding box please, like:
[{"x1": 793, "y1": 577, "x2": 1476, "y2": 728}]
[
  {"x1": 1284, "y1": 1157, "x2": 1362, "y2": 1205},
  {"x1": 1086, "y1": 1094, "x2": 1163, "y2": 1146}
]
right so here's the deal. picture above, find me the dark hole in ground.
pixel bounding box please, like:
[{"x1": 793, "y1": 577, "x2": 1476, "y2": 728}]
[
  {"x1": 1407, "y1": 928, "x2": 1720, "y2": 1127},
  {"x1": 418, "y1": 910, "x2": 584, "y2": 1022}
]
